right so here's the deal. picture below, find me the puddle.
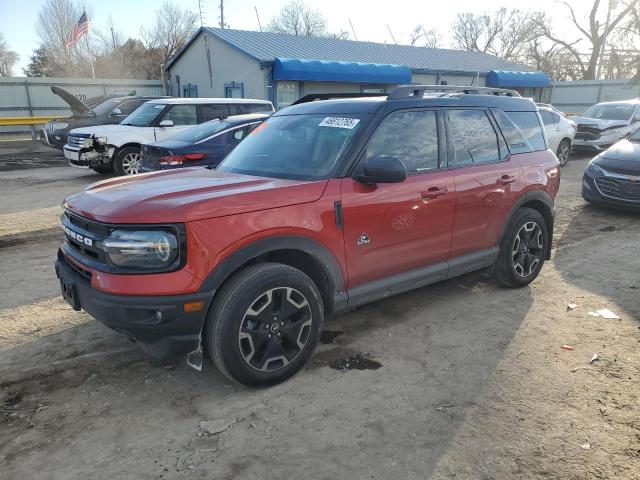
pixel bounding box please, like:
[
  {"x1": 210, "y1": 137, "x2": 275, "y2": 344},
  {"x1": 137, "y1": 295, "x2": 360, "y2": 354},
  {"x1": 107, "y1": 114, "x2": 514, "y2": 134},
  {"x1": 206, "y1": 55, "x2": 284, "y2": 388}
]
[
  {"x1": 319, "y1": 330, "x2": 344, "y2": 345},
  {"x1": 330, "y1": 353, "x2": 382, "y2": 371}
]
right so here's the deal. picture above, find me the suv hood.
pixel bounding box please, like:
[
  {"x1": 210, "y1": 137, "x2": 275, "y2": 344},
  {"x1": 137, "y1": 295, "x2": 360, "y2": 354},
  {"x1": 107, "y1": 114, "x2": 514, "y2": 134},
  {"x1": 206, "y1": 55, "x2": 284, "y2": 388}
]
[
  {"x1": 69, "y1": 124, "x2": 142, "y2": 137},
  {"x1": 51, "y1": 86, "x2": 95, "y2": 117},
  {"x1": 596, "y1": 139, "x2": 640, "y2": 175},
  {"x1": 576, "y1": 117, "x2": 629, "y2": 130},
  {"x1": 64, "y1": 168, "x2": 328, "y2": 224}
]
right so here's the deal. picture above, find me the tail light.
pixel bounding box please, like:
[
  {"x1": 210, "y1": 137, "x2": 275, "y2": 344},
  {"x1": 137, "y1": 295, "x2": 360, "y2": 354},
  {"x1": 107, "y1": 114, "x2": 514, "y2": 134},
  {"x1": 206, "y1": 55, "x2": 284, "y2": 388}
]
[{"x1": 159, "y1": 153, "x2": 208, "y2": 166}]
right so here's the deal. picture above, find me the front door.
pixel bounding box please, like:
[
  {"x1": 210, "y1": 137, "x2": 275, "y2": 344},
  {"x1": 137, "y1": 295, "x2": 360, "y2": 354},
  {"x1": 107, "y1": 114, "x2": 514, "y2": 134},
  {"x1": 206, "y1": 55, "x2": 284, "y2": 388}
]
[
  {"x1": 341, "y1": 109, "x2": 455, "y2": 289},
  {"x1": 444, "y1": 108, "x2": 525, "y2": 258}
]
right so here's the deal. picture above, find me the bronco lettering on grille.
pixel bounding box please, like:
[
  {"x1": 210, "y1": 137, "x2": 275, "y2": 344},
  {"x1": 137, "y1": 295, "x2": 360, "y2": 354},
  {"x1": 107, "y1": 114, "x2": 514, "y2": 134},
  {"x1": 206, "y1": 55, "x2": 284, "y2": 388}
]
[{"x1": 63, "y1": 226, "x2": 93, "y2": 246}]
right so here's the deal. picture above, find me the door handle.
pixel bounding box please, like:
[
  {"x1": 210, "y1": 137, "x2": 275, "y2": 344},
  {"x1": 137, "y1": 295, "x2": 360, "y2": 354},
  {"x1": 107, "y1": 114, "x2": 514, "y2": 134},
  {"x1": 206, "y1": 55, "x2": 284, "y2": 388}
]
[
  {"x1": 496, "y1": 175, "x2": 517, "y2": 186},
  {"x1": 421, "y1": 186, "x2": 448, "y2": 199}
]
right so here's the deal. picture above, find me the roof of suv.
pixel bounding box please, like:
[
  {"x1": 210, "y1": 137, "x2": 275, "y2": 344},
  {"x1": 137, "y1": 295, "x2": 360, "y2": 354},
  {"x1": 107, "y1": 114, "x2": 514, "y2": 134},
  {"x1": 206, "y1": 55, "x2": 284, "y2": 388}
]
[
  {"x1": 275, "y1": 89, "x2": 538, "y2": 116},
  {"x1": 147, "y1": 98, "x2": 273, "y2": 105}
]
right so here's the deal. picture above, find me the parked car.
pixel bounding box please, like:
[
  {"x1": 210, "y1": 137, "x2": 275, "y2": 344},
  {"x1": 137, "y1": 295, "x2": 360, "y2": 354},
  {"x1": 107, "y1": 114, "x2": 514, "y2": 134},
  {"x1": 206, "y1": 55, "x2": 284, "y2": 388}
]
[
  {"x1": 39, "y1": 87, "x2": 167, "y2": 149},
  {"x1": 537, "y1": 104, "x2": 576, "y2": 166},
  {"x1": 63, "y1": 98, "x2": 274, "y2": 175},
  {"x1": 140, "y1": 113, "x2": 268, "y2": 172},
  {"x1": 573, "y1": 99, "x2": 640, "y2": 152},
  {"x1": 582, "y1": 126, "x2": 640, "y2": 208},
  {"x1": 55, "y1": 85, "x2": 559, "y2": 387}
]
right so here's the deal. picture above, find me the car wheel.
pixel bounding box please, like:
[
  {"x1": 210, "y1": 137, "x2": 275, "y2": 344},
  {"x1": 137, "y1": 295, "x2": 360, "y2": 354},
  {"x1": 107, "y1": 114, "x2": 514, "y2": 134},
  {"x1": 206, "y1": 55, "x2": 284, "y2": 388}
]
[
  {"x1": 114, "y1": 147, "x2": 142, "y2": 176},
  {"x1": 90, "y1": 164, "x2": 114, "y2": 174},
  {"x1": 205, "y1": 263, "x2": 324, "y2": 387},
  {"x1": 556, "y1": 139, "x2": 571, "y2": 167},
  {"x1": 496, "y1": 207, "x2": 548, "y2": 288}
]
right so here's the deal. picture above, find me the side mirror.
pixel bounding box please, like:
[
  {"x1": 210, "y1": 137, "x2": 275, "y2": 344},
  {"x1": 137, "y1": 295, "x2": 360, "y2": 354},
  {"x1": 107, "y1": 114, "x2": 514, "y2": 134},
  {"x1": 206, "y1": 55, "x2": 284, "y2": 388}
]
[
  {"x1": 110, "y1": 108, "x2": 123, "y2": 116},
  {"x1": 159, "y1": 119, "x2": 174, "y2": 127},
  {"x1": 357, "y1": 156, "x2": 407, "y2": 184}
]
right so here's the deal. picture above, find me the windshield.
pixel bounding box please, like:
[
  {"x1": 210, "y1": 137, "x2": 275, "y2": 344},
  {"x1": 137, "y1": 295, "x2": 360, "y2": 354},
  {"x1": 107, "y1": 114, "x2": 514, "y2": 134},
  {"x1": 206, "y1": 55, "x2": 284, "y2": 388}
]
[
  {"x1": 581, "y1": 104, "x2": 635, "y2": 121},
  {"x1": 121, "y1": 102, "x2": 165, "y2": 126},
  {"x1": 169, "y1": 119, "x2": 234, "y2": 143},
  {"x1": 217, "y1": 114, "x2": 363, "y2": 180}
]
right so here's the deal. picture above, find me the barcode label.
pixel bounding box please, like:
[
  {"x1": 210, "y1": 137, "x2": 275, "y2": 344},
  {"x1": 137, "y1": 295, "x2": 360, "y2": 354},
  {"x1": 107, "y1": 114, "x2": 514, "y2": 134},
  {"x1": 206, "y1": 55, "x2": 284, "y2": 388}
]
[{"x1": 318, "y1": 117, "x2": 360, "y2": 129}]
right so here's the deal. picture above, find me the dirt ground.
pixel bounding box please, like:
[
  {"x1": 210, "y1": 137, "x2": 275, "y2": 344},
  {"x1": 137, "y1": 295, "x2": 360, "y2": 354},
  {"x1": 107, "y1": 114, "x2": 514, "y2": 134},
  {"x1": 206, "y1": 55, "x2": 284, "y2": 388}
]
[{"x1": 0, "y1": 142, "x2": 638, "y2": 480}]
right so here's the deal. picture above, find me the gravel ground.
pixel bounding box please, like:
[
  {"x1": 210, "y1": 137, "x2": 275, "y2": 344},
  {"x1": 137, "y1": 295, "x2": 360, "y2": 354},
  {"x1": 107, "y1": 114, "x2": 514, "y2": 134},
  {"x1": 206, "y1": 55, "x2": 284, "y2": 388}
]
[{"x1": 0, "y1": 143, "x2": 638, "y2": 480}]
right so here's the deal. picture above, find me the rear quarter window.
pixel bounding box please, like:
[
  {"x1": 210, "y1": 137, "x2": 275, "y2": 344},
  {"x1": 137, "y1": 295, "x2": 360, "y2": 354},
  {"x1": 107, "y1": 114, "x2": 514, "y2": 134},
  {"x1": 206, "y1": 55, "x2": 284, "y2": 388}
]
[{"x1": 493, "y1": 110, "x2": 546, "y2": 154}]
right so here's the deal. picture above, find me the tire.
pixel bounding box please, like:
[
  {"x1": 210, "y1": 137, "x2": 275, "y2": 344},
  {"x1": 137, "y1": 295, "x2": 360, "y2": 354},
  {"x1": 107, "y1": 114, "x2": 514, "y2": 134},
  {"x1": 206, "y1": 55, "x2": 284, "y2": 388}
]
[
  {"x1": 90, "y1": 164, "x2": 114, "y2": 174},
  {"x1": 556, "y1": 139, "x2": 571, "y2": 167},
  {"x1": 114, "y1": 146, "x2": 142, "y2": 176},
  {"x1": 205, "y1": 262, "x2": 324, "y2": 387},
  {"x1": 496, "y1": 207, "x2": 548, "y2": 288}
]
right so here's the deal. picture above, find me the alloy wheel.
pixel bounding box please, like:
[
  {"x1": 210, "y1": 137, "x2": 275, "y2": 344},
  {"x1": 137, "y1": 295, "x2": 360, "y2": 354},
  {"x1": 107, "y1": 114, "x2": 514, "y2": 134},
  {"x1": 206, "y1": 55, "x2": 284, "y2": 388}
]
[
  {"x1": 238, "y1": 287, "x2": 313, "y2": 372},
  {"x1": 121, "y1": 152, "x2": 142, "y2": 175},
  {"x1": 512, "y1": 221, "x2": 544, "y2": 277},
  {"x1": 557, "y1": 142, "x2": 570, "y2": 166}
]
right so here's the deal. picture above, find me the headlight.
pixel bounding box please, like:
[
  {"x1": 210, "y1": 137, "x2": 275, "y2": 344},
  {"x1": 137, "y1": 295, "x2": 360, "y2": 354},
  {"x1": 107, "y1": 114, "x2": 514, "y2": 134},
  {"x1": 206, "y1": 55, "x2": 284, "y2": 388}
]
[
  {"x1": 95, "y1": 136, "x2": 108, "y2": 145},
  {"x1": 52, "y1": 121, "x2": 68, "y2": 130},
  {"x1": 601, "y1": 126, "x2": 628, "y2": 138},
  {"x1": 586, "y1": 161, "x2": 605, "y2": 178},
  {"x1": 102, "y1": 230, "x2": 179, "y2": 269}
]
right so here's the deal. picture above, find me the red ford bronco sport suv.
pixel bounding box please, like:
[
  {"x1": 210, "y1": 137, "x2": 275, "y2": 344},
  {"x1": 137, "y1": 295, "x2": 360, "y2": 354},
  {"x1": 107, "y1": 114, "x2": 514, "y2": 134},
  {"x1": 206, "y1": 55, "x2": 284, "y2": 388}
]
[{"x1": 56, "y1": 85, "x2": 560, "y2": 387}]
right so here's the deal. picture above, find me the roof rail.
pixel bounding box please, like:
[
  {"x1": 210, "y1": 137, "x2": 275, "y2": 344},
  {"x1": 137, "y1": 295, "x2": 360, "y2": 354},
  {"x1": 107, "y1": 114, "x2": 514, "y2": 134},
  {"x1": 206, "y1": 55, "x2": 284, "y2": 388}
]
[
  {"x1": 387, "y1": 84, "x2": 520, "y2": 100},
  {"x1": 292, "y1": 92, "x2": 387, "y2": 106}
]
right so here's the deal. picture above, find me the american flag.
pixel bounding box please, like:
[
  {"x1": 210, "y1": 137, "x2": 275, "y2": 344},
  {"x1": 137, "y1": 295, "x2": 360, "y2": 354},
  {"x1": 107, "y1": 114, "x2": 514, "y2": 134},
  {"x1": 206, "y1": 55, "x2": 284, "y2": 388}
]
[{"x1": 65, "y1": 11, "x2": 89, "y2": 48}]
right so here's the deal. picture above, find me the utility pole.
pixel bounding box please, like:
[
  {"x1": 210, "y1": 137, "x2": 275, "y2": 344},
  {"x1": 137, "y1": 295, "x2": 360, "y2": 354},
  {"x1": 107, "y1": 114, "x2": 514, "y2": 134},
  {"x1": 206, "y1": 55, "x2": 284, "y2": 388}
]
[
  {"x1": 349, "y1": 18, "x2": 358, "y2": 41},
  {"x1": 219, "y1": 0, "x2": 225, "y2": 29},
  {"x1": 198, "y1": 0, "x2": 206, "y2": 27},
  {"x1": 255, "y1": 5, "x2": 262, "y2": 31},
  {"x1": 386, "y1": 24, "x2": 397, "y2": 45}
]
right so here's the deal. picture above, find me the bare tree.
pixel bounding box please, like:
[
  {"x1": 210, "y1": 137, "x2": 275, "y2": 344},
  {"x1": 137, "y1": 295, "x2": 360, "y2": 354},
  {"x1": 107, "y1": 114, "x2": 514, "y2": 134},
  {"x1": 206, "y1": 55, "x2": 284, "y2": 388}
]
[
  {"x1": 535, "y1": 0, "x2": 639, "y2": 80},
  {"x1": 0, "y1": 33, "x2": 19, "y2": 76},
  {"x1": 141, "y1": 1, "x2": 198, "y2": 65},
  {"x1": 267, "y1": 0, "x2": 328, "y2": 37},
  {"x1": 452, "y1": 8, "x2": 546, "y2": 62},
  {"x1": 409, "y1": 25, "x2": 440, "y2": 48}
]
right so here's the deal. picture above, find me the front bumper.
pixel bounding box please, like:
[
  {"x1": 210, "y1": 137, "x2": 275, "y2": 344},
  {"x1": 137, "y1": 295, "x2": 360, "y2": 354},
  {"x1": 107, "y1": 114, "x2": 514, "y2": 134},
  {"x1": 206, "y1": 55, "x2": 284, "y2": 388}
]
[
  {"x1": 573, "y1": 138, "x2": 615, "y2": 151},
  {"x1": 55, "y1": 251, "x2": 213, "y2": 360},
  {"x1": 582, "y1": 173, "x2": 640, "y2": 209},
  {"x1": 63, "y1": 145, "x2": 114, "y2": 168},
  {"x1": 39, "y1": 128, "x2": 66, "y2": 149}
]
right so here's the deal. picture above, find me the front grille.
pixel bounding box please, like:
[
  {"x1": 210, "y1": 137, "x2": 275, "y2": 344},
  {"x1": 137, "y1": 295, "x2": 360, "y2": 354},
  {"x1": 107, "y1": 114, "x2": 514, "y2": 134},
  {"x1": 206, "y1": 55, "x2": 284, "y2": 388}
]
[
  {"x1": 596, "y1": 176, "x2": 640, "y2": 202},
  {"x1": 61, "y1": 210, "x2": 112, "y2": 265},
  {"x1": 575, "y1": 132, "x2": 600, "y2": 141},
  {"x1": 65, "y1": 210, "x2": 112, "y2": 237},
  {"x1": 67, "y1": 134, "x2": 91, "y2": 148},
  {"x1": 59, "y1": 250, "x2": 92, "y2": 283}
]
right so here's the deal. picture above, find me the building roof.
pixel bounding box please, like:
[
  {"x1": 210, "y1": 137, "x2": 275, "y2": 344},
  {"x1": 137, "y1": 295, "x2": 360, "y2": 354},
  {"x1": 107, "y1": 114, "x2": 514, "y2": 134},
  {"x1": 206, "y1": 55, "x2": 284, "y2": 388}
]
[{"x1": 166, "y1": 27, "x2": 531, "y2": 75}]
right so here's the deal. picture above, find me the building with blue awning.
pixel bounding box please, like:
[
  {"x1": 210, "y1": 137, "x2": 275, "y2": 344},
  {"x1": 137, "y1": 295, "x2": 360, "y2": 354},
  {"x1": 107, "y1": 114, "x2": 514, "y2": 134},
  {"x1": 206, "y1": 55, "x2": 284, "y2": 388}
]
[{"x1": 166, "y1": 27, "x2": 550, "y2": 108}]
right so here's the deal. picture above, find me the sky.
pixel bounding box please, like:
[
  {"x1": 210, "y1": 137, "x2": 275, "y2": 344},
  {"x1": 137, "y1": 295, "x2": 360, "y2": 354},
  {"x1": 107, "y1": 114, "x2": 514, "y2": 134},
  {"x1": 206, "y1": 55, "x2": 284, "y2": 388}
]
[{"x1": 0, "y1": 0, "x2": 597, "y2": 75}]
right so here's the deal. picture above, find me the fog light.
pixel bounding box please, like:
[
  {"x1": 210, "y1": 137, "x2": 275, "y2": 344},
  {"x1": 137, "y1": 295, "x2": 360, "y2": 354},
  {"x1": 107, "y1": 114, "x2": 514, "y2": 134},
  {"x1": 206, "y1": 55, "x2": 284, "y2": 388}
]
[{"x1": 155, "y1": 310, "x2": 163, "y2": 321}]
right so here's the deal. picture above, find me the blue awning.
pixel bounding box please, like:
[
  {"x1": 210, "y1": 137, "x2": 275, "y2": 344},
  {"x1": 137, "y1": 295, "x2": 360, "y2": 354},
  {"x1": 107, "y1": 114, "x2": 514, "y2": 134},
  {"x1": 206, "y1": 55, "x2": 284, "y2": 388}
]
[
  {"x1": 486, "y1": 70, "x2": 551, "y2": 88},
  {"x1": 273, "y1": 57, "x2": 411, "y2": 84}
]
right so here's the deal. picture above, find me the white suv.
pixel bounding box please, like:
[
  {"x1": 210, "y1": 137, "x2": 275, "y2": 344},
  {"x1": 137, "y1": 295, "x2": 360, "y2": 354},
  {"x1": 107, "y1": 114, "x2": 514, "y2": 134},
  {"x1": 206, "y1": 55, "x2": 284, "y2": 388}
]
[
  {"x1": 64, "y1": 98, "x2": 274, "y2": 175},
  {"x1": 537, "y1": 104, "x2": 576, "y2": 166}
]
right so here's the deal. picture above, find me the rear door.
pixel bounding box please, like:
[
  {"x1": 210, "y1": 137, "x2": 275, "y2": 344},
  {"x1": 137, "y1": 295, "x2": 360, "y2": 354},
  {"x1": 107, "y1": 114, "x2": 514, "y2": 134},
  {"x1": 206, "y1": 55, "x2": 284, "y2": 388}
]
[
  {"x1": 540, "y1": 109, "x2": 560, "y2": 151},
  {"x1": 200, "y1": 104, "x2": 232, "y2": 121},
  {"x1": 154, "y1": 104, "x2": 198, "y2": 141},
  {"x1": 446, "y1": 108, "x2": 525, "y2": 259},
  {"x1": 340, "y1": 108, "x2": 455, "y2": 288}
]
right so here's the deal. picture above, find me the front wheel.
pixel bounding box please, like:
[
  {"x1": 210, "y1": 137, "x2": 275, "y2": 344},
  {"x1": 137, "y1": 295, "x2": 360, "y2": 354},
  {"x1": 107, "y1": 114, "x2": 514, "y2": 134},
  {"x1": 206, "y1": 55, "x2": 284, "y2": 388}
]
[
  {"x1": 114, "y1": 147, "x2": 142, "y2": 176},
  {"x1": 205, "y1": 263, "x2": 324, "y2": 387},
  {"x1": 556, "y1": 139, "x2": 571, "y2": 167},
  {"x1": 496, "y1": 207, "x2": 548, "y2": 288}
]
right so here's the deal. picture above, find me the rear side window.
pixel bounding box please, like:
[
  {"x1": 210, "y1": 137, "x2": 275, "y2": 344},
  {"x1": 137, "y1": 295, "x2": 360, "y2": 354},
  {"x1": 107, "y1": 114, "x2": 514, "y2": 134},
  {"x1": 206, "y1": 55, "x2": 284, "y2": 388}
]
[
  {"x1": 366, "y1": 110, "x2": 439, "y2": 174},
  {"x1": 540, "y1": 110, "x2": 556, "y2": 125},
  {"x1": 201, "y1": 104, "x2": 232, "y2": 121},
  {"x1": 494, "y1": 110, "x2": 546, "y2": 153},
  {"x1": 237, "y1": 103, "x2": 273, "y2": 114},
  {"x1": 446, "y1": 109, "x2": 501, "y2": 166}
]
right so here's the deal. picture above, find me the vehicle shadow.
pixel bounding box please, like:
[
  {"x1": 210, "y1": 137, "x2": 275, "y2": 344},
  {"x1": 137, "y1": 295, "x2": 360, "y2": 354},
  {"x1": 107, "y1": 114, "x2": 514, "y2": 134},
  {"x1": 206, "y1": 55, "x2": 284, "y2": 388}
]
[
  {"x1": 554, "y1": 202, "x2": 640, "y2": 320},
  {"x1": 0, "y1": 270, "x2": 533, "y2": 479}
]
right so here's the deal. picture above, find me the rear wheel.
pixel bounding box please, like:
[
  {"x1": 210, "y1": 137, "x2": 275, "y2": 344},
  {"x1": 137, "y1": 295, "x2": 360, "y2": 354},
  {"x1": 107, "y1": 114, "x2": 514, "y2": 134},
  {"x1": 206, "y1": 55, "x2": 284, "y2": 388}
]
[
  {"x1": 205, "y1": 263, "x2": 324, "y2": 387},
  {"x1": 496, "y1": 207, "x2": 548, "y2": 288},
  {"x1": 114, "y1": 147, "x2": 142, "y2": 176},
  {"x1": 556, "y1": 139, "x2": 571, "y2": 167}
]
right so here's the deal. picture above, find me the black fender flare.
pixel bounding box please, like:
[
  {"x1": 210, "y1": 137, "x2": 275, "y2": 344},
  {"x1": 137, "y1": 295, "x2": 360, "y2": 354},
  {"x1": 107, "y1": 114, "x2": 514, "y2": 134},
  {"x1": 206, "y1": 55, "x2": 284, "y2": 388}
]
[
  {"x1": 499, "y1": 190, "x2": 555, "y2": 260},
  {"x1": 198, "y1": 234, "x2": 346, "y2": 301}
]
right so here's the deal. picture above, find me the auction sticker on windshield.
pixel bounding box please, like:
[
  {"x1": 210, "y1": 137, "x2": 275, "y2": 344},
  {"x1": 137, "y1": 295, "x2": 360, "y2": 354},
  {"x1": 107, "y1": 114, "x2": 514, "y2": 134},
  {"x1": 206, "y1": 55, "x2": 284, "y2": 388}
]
[{"x1": 319, "y1": 117, "x2": 360, "y2": 129}]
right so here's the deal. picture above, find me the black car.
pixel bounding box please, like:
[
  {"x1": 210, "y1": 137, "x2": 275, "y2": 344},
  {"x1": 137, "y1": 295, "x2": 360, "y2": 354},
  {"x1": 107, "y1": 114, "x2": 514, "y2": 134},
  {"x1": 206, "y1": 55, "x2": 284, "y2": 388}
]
[
  {"x1": 582, "y1": 127, "x2": 640, "y2": 208},
  {"x1": 40, "y1": 87, "x2": 167, "y2": 149},
  {"x1": 140, "y1": 113, "x2": 268, "y2": 172}
]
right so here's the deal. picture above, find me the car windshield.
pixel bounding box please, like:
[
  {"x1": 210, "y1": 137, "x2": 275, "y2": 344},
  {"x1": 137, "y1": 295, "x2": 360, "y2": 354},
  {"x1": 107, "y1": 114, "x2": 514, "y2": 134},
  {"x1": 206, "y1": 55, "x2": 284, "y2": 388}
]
[
  {"x1": 120, "y1": 102, "x2": 166, "y2": 126},
  {"x1": 581, "y1": 104, "x2": 635, "y2": 121},
  {"x1": 168, "y1": 119, "x2": 235, "y2": 143},
  {"x1": 217, "y1": 114, "x2": 363, "y2": 180}
]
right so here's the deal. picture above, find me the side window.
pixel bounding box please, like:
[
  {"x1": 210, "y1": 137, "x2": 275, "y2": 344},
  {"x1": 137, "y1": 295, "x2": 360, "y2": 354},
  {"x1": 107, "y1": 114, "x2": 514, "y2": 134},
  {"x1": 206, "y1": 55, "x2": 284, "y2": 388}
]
[
  {"x1": 498, "y1": 111, "x2": 546, "y2": 152},
  {"x1": 540, "y1": 110, "x2": 555, "y2": 125},
  {"x1": 446, "y1": 109, "x2": 500, "y2": 166},
  {"x1": 232, "y1": 128, "x2": 247, "y2": 142},
  {"x1": 116, "y1": 100, "x2": 144, "y2": 116},
  {"x1": 237, "y1": 104, "x2": 271, "y2": 114},
  {"x1": 552, "y1": 112, "x2": 560, "y2": 123},
  {"x1": 201, "y1": 104, "x2": 231, "y2": 121},
  {"x1": 366, "y1": 110, "x2": 439, "y2": 174},
  {"x1": 161, "y1": 105, "x2": 198, "y2": 125}
]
